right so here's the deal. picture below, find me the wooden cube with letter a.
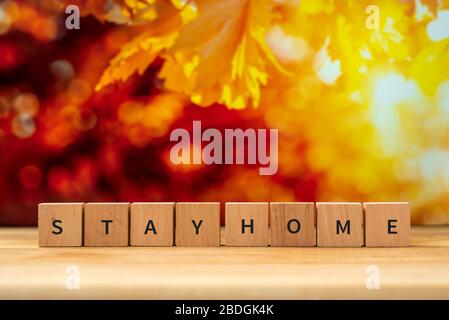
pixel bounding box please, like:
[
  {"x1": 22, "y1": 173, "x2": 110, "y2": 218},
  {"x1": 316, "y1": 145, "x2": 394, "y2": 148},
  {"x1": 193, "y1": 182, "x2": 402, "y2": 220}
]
[
  {"x1": 84, "y1": 203, "x2": 129, "y2": 247},
  {"x1": 270, "y1": 202, "x2": 316, "y2": 247},
  {"x1": 130, "y1": 202, "x2": 174, "y2": 246},
  {"x1": 225, "y1": 202, "x2": 269, "y2": 247},
  {"x1": 317, "y1": 202, "x2": 363, "y2": 247},
  {"x1": 175, "y1": 202, "x2": 220, "y2": 247},
  {"x1": 38, "y1": 203, "x2": 84, "y2": 247},
  {"x1": 363, "y1": 202, "x2": 411, "y2": 247}
]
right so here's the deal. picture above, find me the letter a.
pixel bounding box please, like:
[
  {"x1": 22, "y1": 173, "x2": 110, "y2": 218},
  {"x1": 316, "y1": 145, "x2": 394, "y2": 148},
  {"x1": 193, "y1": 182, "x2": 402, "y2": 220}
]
[
  {"x1": 170, "y1": 128, "x2": 191, "y2": 165},
  {"x1": 365, "y1": 5, "x2": 380, "y2": 30},
  {"x1": 65, "y1": 5, "x2": 80, "y2": 30}
]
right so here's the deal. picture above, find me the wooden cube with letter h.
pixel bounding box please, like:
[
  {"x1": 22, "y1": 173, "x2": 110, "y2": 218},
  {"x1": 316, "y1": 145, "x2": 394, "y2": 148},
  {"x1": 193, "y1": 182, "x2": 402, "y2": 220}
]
[
  {"x1": 130, "y1": 202, "x2": 175, "y2": 246},
  {"x1": 225, "y1": 202, "x2": 269, "y2": 246},
  {"x1": 317, "y1": 202, "x2": 363, "y2": 247},
  {"x1": 363, "y1": 202, "x2": 411, "y2": 247},
  {"x1": 38, "y1": 203, "x2": 84, "y2": 247},
  {"x1": 84, "y1": 203, "x2": 129, "y2": 247},
  {"x1": 175, "y1": 202, "x2": 220, "y2": 246}
]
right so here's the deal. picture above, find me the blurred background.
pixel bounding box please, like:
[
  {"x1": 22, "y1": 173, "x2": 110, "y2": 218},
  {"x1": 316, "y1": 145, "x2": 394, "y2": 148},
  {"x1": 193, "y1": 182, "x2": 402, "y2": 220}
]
[{"x1": 0, "y1": 0, "x2": 448, "y2": 225}]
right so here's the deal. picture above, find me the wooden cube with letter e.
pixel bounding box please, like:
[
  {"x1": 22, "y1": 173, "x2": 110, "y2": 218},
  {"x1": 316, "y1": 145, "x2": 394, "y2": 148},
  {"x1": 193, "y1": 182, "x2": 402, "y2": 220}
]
[
  {"x1": 225, "y1": 202, "x2": 269, "y2": 246},
  {"x1": 363, "y1": 202, "x2": 411, "y2": 247},
  {"x1": 316, "y1": 202, "x2": 364, "y2": 247},
  {"x1": 38, "y1": 203, "x2": 84, "y2": 247}
]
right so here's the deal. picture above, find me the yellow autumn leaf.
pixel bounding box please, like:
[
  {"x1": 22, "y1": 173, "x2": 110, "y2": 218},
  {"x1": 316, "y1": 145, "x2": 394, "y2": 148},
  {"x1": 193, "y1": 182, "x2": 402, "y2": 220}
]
[
  {"x1": 103, "y1": 0, "x2": 158, "y2": 25},
  {"x1": 95, "y1": 2, "x2": 184, "y2": 90},
  {"x1": 300, "y1": 0, "x2": 334, "y2": 15},
  {"x1": 159, "y1": 0, "x2": 286, "y2": 109},
  {"x1": 368, "y1": 1, "x2": 411, "y2": 61},
  {"x1": 96, "y1": 30, "x2": 179, "y2": 91},
  {"x1": 410, "y1": 39, "x2": 449, "y2": 96}
]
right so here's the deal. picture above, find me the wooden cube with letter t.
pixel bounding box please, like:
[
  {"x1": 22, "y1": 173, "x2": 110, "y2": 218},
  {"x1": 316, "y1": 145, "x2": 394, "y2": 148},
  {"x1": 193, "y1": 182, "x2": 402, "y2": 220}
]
[
  {"x1": 84, "y1": 203, "x2": 129, "y2": 247},
  {"x1": 317, "y1": 202, "x2": 364, "y2": 247},
  {"x1": 225, "y1": 202, "x2": 269, "y2": 246},
  {"x1": 175, "y1": 202, "x2": 220, "y2": 246},
  {"x1": 38, "y1": 203, "x2": 84, "y2": 247},
  {"x1": 363, "y1": 202, "x2": 411, "y2": 247},
  {"x1": 130, "y1": 202, "x2": 174, "y2": 246}
]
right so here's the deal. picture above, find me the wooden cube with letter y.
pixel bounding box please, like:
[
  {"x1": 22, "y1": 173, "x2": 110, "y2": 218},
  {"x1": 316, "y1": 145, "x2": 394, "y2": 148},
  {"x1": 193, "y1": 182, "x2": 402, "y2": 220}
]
[
  {"x1": 38, "y1": 203, "x2": 84, "y2": 247},
  {"x1": 225, "y1": 202, "x2": 269, "y2": 246},
  {"x1": 317, "y1": 202, "x2": 364, "y2": 247},
  {"x1": 363, "y1": 202, "x2": 411, "y2": 247},
  {"x1": 130, "y1": 202, "x2": 175, "y2": 246},
  {"x1": 175, "y1": 202, "x2": 220, "y2": 247},
  {"x1": 84, "y1": 203, "x2": 129, "y2": 247}
]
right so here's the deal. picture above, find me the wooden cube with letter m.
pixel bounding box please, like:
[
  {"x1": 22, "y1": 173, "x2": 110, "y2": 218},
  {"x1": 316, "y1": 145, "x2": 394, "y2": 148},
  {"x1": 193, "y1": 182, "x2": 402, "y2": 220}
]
[{"x1": 316, "y1": 202, "x2": 364, "y2": 247}]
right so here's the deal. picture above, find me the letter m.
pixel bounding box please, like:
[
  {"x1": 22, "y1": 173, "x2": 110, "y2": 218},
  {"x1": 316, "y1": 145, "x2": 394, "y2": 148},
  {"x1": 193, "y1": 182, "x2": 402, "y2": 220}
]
[{"x1": 336, "y1": 220, "x2": 350, "y2": 235}]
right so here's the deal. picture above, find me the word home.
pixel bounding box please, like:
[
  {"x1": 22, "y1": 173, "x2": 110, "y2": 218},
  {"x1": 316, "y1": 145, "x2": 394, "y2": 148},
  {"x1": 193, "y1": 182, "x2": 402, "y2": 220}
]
[{"x1": 38, "y1": 202, "x2": 411, "y2": 248}]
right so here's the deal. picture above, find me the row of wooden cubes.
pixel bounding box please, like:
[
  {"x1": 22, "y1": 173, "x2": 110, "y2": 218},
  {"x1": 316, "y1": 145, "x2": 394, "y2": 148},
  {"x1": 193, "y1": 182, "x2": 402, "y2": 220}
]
[{"x1": 38, "y1": 202, "x2": 411, "y2": 247}]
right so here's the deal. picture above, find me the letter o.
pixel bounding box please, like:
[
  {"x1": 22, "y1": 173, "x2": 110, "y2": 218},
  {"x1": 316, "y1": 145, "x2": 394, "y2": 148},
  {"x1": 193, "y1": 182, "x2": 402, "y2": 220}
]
[{"x1": 287, "y1": 219, "x2": 301, "y2": 234}]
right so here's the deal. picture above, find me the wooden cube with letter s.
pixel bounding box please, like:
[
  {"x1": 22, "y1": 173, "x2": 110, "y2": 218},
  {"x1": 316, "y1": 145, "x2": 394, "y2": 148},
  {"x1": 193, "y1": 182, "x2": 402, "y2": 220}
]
[{"x1": 38, "y1": 203, "x2": 84, "y2": 247}]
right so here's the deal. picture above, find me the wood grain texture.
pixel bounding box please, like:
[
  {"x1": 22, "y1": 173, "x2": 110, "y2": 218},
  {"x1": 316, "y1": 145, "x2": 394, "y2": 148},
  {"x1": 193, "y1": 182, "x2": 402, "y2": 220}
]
[
  {"x1": 270, "y1": 202, "x2": 316, "y2": 247},
  {"x1": 38, "y1": 203, "x2": 84, "y2": 247},
  {"x1": 0, "y1": 226, "x2": 448, "y2": 299},
  {"x1": 175, "y1": 202, "x2": 220, "y2": 247},
  {"x1": 130, "y1": 202, "x2": 174, "y2": 246},
  {"x1": 84, "y1": 203, "x2": 129, "y2": 247},
  {"x1": 364, "y1": 202, "x2": 411, "y2": 247},
  {"x1": 225, "y1": 202, "x2": 269, "y2": 247},
  {"x1": 317, "y1": 202, "x2": 364, "y2": 247}
]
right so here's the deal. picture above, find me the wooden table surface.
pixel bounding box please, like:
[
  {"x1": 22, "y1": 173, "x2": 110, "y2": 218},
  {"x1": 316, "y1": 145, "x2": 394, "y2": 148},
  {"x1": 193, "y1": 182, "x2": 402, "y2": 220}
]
[{"x1": 1, "y1": 226, "x2": 448, "y2": 299}]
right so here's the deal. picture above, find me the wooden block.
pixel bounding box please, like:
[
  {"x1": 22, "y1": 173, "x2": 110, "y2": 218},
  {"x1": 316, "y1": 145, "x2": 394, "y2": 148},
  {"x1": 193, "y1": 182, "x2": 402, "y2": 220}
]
[
  {"x1": 317, "y1": 202, "x2": 363, "y2": 247},
  {"x1": 130, "y1": 202, "x2": 174, "y2": 246},
  {"x1": 270, "y1": 202, "x2": 316, "y2": 247},
  {"x1": 175, "y1": 202, "x2": 220, "y2": 247},
  {"x1": 363, "y1": 202, "x2": 411, "y2": 247},
  {"x1": 38, "y1": 203, "x2": 84, "y2": 247},
  {"x1": 84, "y1": 203, "x2": 129, "y2": 247},
  {"x1": 225, "y1": 202, "x2": 269, "y2": 247}
]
